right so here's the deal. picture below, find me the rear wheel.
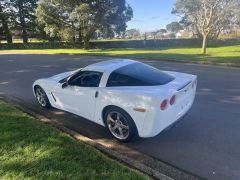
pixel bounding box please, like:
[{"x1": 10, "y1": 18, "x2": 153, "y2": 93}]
[
  {"x1": 35, "y1": 86, "x2": 51, "y2": 108},
  {"x1": 104, "y1": 107, "x2": 138, "y2": 142}
]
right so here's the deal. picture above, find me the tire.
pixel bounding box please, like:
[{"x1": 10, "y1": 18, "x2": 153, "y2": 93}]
[
  {"x1": 104, "y1": 107, "x2": 138, "y2": 142},
  {"x1": 34, "y1": 86, "x2": 51, "y2": 108}
]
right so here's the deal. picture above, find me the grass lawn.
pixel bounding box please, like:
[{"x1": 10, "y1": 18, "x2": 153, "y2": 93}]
[
  {"x1": 0, "y1": 101, "x2": 146, "y2": 180},
  {"x1": 1, "y1": 45, "x2": 240, "y2": 64}
]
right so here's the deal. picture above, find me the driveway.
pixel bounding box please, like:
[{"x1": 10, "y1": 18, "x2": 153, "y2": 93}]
[{"x1": 0, "y1": 54, "x2": 240, "y2": 180}]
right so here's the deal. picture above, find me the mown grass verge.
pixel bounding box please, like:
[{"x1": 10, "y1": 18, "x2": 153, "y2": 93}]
[
  {"x1": 0, "y1": 101, "x2": 146, "y2": 179},
  {"x1": 1, "y1": 45, "x2": 240, "y2": 65}
]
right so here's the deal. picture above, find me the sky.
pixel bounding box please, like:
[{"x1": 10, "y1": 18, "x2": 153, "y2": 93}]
[{"x1": 126, "y1": 0, "x2": 179, "y2": 32}]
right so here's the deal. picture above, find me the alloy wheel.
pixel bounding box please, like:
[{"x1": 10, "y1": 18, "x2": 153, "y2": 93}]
[
  {"x1": 106, "y1": 111, "x2": 130, "y2": 140},
  {"x1": 35, "y1": 87, "x2": 47, "y2": 107}
]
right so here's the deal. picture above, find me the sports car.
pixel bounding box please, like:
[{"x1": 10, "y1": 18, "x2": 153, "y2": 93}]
[{"x1": 33, "y1": 59, "x2": 197, "y2": 142}]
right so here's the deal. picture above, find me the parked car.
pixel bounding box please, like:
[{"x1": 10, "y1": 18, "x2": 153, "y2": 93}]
[{"x1": 33, "y1": 59, "x2": 197, "y2": 142}]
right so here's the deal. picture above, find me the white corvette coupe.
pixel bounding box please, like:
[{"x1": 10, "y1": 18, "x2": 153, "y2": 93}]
[{"x1": 33, "y1": 59, "x2": 197, "y2": 142}]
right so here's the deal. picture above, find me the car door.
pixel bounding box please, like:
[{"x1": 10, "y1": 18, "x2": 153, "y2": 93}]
[{"x1": 53, "y1": 71, "x2": 103, "y2": 120}]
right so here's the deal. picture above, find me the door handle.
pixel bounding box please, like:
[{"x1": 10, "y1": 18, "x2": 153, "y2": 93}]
[{"x1": 95, "y1": 91, "x2": 99, "y2": 98}]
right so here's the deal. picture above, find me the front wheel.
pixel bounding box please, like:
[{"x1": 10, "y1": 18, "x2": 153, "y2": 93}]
[
  {"x1": 35, "y1": 86, "x2": 51, "y2": 108},
  {"x1": 104, "y1": 107, "x2": 138, "y2": 142}
]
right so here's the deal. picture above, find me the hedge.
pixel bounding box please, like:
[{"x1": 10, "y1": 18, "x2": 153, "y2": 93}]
[
  {"x1": 0, "y1": 42, "x2": 84, "y2": 50},
  {"x1": 0, "y1": 38, "x2": 239, "y2": 50}
]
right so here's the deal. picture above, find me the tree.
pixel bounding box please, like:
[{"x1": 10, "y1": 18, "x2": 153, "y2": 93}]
[
  {"x1": 9, "y1": 0, "x2": 37, "y2": 43},
  {"x1": 36, "y1": 0, "x2": 77, "y2": 43},
  {"x1": 71, "y1": 3, "x2": 96, "y2": 49},
  {"x1": 125, "y1": 29, "x2": 140, "y2": 39},
  {"x1": 166, "y1": 21, "x2": 182, "y2": 33},
  {"x1": 36, "y1": 0, "x2": 133, "y2": 49},
  {"x1": 156, "y1": 29, "x2": 167, "y2": 39},
  {"x1": 158, "y1": 29, "x2": 167, "y2": 34},
  {"x1": 234, "y1": 1, "x2": 240, "y2": 29},
  {"x1": 0, "y1": 1, "x2": 12, "y2": 43},
  {"x1": 173, "y1": 0, "x2": 240, "y2": 54}
]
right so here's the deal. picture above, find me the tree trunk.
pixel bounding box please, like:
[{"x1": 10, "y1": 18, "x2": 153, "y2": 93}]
[
  {"x1": 6, "y1": 32, "x2": 12, "y2": 43},
  {"x1": 201, "y1": 34, "x2": 207, "y2": 54},
  {"x1": 78, "y1": 30, "x2": 82, "y2": 43},
  {"x1": 0, "y1": 3, "x2": 12, "y2": 43},
  {"x1": 83, "y1": 35, "x2": 90, "y2": 49},
  {"x1": 71, "y1": 22, "x2": 75, "y2": 43},
  {"x1": 17, "y1": 0, "x2": 28, "y2": 43},
  {"x1": 72, "y1": 35, "x2": 76, "y2": 43},
  {"x1": 22, "y1": 29, "x2": 28, "y2": 43}
]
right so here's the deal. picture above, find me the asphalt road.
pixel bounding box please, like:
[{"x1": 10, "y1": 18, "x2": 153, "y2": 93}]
[{"x1": 0, "y1": 54, "x2": 240, "y2": 180}]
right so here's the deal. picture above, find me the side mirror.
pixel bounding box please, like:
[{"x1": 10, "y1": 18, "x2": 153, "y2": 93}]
[{"x1": 62, "y1": 82, "x2": 68, "y2": 89}]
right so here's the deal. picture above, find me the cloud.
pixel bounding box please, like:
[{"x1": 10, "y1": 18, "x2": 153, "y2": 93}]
[
  {"x1": 151, "y1": 16, "x2": 160, "y2": 20},
  {"x1": 132, "y1": 18, "x2": 144, "y2": 23}
]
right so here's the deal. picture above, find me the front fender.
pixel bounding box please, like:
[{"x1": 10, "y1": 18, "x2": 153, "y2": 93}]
[{"x1": 32, "y1": 79, "x2": 53, "y2": 97}]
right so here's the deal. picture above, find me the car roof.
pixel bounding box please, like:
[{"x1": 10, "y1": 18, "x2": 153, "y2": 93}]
[{"x1": 83, "y1": 59, "x2": 137, "y2": 72}]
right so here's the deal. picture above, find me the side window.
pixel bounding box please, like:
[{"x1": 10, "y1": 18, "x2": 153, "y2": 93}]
[
  {"x1": 107, "y1": 72, "x2": 144, "y2": 87},
  {"x1": 69, "y1": 71, "x2": 103, "y2": 87},
  {"x1": 106, "y1": 63, "x2": 174, "y2": 87}
]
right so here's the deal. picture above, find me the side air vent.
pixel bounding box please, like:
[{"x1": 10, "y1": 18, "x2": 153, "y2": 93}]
[{"x1": 51, "y1": 92, "x2": 56, "y2": 102}]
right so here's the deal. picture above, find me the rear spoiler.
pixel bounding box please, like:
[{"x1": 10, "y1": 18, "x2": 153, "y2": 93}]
[{"x1": 177, "y1": 81, "x2": 192, "y2": 91}]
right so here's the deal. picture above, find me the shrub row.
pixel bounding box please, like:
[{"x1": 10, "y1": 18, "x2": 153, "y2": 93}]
[
  {"x1": 0, "y1": 38, "x2": 239, "y2": 50},
  {"x1": 0, "y1": 42, "x2": 83, "y2": 50},
  {"x1": 93, "y1": 38, "x2": 240, "y2": 48},
  {"x1": 90, "y1": 38, "x2": 202, "y2": 49}
]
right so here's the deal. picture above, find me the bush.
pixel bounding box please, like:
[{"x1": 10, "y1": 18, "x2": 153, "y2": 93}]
[
  {"x1": 0, "y1": 38, "x2": 239, "y2": 50},
  {"x1": 0, "y1": 42, "x2": 83, "y2": 49}
]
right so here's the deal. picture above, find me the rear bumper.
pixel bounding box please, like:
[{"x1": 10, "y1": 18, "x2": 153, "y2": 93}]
[{"x1": 139, "y1": 86, "x2": 196, "y2": 138}]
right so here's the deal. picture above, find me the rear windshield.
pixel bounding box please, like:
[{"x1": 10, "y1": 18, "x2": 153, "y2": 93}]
[{"x1": 106, "y1": 63, "x2": 174, "y2": 87}]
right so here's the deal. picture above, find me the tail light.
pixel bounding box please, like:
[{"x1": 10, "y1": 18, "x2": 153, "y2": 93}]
[
  {"x1": 170, "y1": 95, "x2": 176, "y2": 105},
  {"x1": 160, "y1": 99, "x2": 168, "y2": 110}
]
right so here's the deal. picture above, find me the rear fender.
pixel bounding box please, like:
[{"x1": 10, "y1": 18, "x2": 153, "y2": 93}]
[{"x1": 95, "y1": 90, "x2": 153, "y2": 134}]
